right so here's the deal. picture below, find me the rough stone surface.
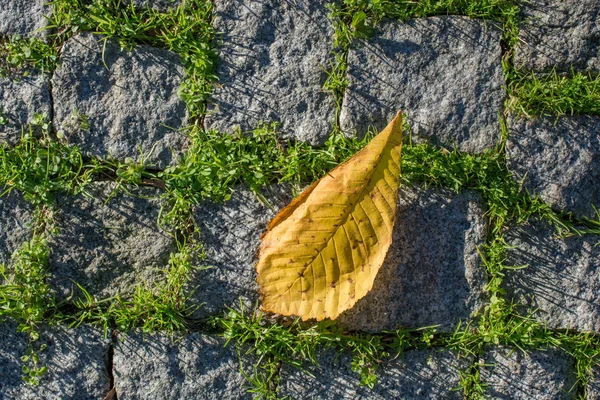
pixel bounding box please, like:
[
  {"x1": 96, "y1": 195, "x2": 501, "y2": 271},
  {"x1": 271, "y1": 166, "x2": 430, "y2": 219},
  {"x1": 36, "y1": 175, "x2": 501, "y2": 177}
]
[
  {"x1": 338, "y1": 185, "x2": 487, "y2": 332},
  {"x1": 48, "y1": 182, "x2": 176, "y2": 301},
  {"x1": 0, "y1": 319, "x2": 110, "y2": 399},
  {"x1": 279, "y1": 348, "x2": 468, "y2": 399},
  {"x1": 481, "y1": 346, "x2": 578, "y2": 399},
  {"x1": 588, "y1": 365, "x2": 600, "y2": 400},
  {"x1": 340, "y1": 16, "x2": 505, "y2": 153},
  {"x1": 0, "y1": 72, "x2": 51, "y2": 146},
  {"x1": 506, "y1": 115, "x2": 600, "y2": 220},
  {"x1": 514, "y1": 0, "x2": 600, "y2": 73},
  {"x1": 0, "y1": 190, "x2": 34, "y2": 266},
  {"x1": 113, "y1": 331, "x2": 251, "y2": 399},
  {"x1": 0, "y1": 0, "x2": 51, "y2": 37},
  {"x1": 130, "y1": 0, "x2": 182, "y2": 10},
  {"x1": 52, "y1": 33, "x2": 189, "y2": 168},
  {"x1": 189, "y1": 186, "x2": 290, "y2": 318},
  {"x1": 205, "y1": 0, "x2": 336, "y2": 145},
  {"x1": 504, "y1": 219, "x2": 600, "y2": 333}
]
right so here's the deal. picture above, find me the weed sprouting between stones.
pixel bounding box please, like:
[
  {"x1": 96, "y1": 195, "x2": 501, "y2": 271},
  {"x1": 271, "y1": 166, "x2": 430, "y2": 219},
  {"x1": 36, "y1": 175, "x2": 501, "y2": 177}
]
[
  {"x1": 0, "y1": 205, "x2": 55, "y2": 385},
  {"x1": 0, "y1": 35, "x2": 59, "y2": 76},
  {"x1": 507, "y1": 68, "x2": 600, "y2": 117},
  {"x1": 48, "y1": 0, "x2": 217, "y2": 120}
]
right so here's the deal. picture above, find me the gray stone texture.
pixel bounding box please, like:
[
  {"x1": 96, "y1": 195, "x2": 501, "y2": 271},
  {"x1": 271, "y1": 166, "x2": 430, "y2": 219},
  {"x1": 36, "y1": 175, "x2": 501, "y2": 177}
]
[
  {"x1": 340, "y1": 16, "x2": 505, "y2": 153},
  {"x1": 514, "y1": 0, "x2": 600, "y2": 73},
  {"x1": 130, "y1": 0, "x2": 182, "y2": 10},
  {"x1": 113, "y1": 331, "x2": 251, "y2": 399},
  {"x1": 0, "y1": 0, "x2": 51, "y2": 37},
  {"x1": 52, "y1": 33, "x2": 189, "y2": 168},
  {"x1": 49, "y1": 182, "x2": 176, "y2": 301},
  {"x1": 279, "y1": 348, "x2": 468, "y2": 399},
  {"x1": 506, "y1": 115, "x2": 600, "y2": 220},
  {"x1": 0, "y1": 320, "x2": 110, "y2": 399},
  {"x1": 0, "y1": 190, "x2": 34, "y2": 266},
  {"x1": 205, "y1": 0, "x2": 336, "y2": 145},
  {"x1": 0, "y1": 72, "x2": 51, "y2": 146},
  {"x1": 189, "y1": 186, "x2": 290, "y2": 318},
  {"x1": 481, "y1": 347, "x2": 578, "y2": 399},
  {"x1": 505, "y1": 219, "x2": 600, "y2": 333},
  {"x1": 338, "y1": 185, "x2": 487, "y2": 332},
  {"x1": 588, "y1": 365, "x2": 600, "y2": 400}
]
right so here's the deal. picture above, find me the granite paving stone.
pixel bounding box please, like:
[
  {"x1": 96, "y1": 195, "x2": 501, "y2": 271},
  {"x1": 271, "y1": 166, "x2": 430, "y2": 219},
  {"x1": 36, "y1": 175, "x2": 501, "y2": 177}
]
[
  {"x1": 514, "y1": 0, "x2": 600, "y2": 73},
  {"x1": 340, "y1": 16, "x2": 505, "y2": 153},
  {"x1": 188, "y1": 186, "x2": 290, "y2": 318},
  {"x1": 481, "y1": 346, "x2": 578, "y2": 399},
  {"x1": 113, "y1": 331, "x2": 251, "y2": 399},
  {"x1": 0, "y1": 319, "x2": 111, "y2": 399},
  {"x1": 205, "y1": 0, "x2": 336, "y2": 145},
  {"x1": 52, "y1": 32, "x2": 189, "y2": 168},
  {"x1": 338, "y1": 185, "x2": 487, "y2": 332},
  {"x1": 0, "y1": 72, "x2": 51, "y2": 146},
  {"x1": 506, "y1": 115, "x2": 600, "y2": 220},
  {"x1": 48, "y1": 182, "x2": 176, "y2": 301},
  {"x1": 588, "y1": 365, "x2": 600, "y2": 400},
  {"x1": 0, "y1": 190, "x2": 34, "y2": 266},
  {"x1": 279, "y1": 348, "x2": 469, "y2": 399},
  {"x1": 0, "y1": 0, "x2": 51, "y2": 37},
  {"x1": 504, "y1": 219, "x2": 600, "y2": 333},
  {"x1": 130, "y1": 0, "x2": 182, "y2": 10}
]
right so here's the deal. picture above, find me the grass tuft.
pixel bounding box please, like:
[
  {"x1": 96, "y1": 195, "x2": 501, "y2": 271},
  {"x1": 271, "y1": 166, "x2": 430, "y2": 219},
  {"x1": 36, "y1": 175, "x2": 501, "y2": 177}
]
[
  {"x1": 507, "y1": 69, "x2": 600, "y2": 117},
  {"x1": 49, "y1": 0, "x2": 217, "y2": 120}
]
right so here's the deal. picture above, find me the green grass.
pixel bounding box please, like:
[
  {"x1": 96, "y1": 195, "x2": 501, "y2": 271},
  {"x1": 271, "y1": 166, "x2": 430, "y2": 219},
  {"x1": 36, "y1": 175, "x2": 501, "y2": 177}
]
[
  {"x1": 0, "y1": 210, "x2": 54, "y2": 385},
  {"x1": 507, "y1": 68, "x2": 600, "y2": 117},
  {"x1": 48, "y1": 0, "x2": 217, "y2": 119},
  {"x1": 0, "y1": 115, "x2": 99, "y2": 205},
  {"x1": 0, "y1": 35, "x2": 59, "y2": 76}
]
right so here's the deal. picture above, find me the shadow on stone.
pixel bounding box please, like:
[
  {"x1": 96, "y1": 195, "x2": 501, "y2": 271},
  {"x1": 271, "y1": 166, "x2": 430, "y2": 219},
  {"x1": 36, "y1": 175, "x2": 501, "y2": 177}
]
[
  {"x1": 505, "y1": 219, "x2": 600, "y2": 333},
  {"x1": 113, "y1": 331, "x2": 252, "y2": 399},
  {"x1": 506, "y1": 115, "x2": 600, "y2": 220},
  {"x1": 340, "y1": 16, "x2": 505, "y2": 153},
  {"x1": 188, "y1": 185, "x2": 291, "y2": 318},
  {"x1": 481, "y1": 346, "x2": 578, "y2": 400},
  {"x1": 48, "y1": 182, "x2": 176, "y2": 302},
  {"x1": 0, "y1": 320, "x2": 111, "y2": 399},
  {"x1": 205, "y1": 0, "x2": 336, "y2": 145},
  {"x1": 338, "y1": 185, "x2": 487, "y2": 332}
]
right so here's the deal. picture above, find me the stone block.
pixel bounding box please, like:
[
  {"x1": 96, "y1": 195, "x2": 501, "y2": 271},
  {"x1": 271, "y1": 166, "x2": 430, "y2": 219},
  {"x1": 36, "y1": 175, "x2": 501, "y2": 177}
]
[
  {"x1": 0, "y1": 73, "x2": 51, "y2": 146},
  {"x1": 504, "y1": 219, "x2": 600, "y2": 333},
  {"x1": 481, "y1": 346, "x2": 578, "y2": 399},
  {"x1": 113, "y1": 331, "x2": 251, "y2": 399},
  {"x1": 514, "y1": 0, "x2": 600, "y2": 73},
  {"x1": 506, "y1": 115, "x2": 600, "y2": 220},
  {"x1": 0, "y1": 190, "x2": 34, "y2": 266},
  {"x1": 48, "y1": 182, "x2": 176, "y2": 301},
  {"x1": 130, "y1": 0, "x2": 182, "y2": 10},
  {"x1": 340, "y1": 16, "x2": 505, "y2": 153},
  {"x1": 205, "y1": 0, "x2": 336, "y2": 145},
  {"x1": 338, "y1": 185, "x2": 487, "y2": 332},
  {"x1": 52, "y1": 33, "x2": 189, "y2": 168},
  {"x1": 188, "y1": 186, "x2": 290, "y2": 318},
  {"x1": 588, "y1": 365, "x2": 600, "y2": 400},
  {"x1": 279, "y1": 348, "x2": 469, "y2": 399},
  {"x1": 0, "y1": 0, "x2": 51, "y2": 37},
  {"x1": 0, "y1": 320, "x2": 111, "y2": 399}
]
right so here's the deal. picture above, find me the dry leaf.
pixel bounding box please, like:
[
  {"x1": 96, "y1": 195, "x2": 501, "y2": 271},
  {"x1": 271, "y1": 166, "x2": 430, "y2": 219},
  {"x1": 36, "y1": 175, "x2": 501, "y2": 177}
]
[{"x1": 256, "y1": 112, "x2": 403, "y2": 321}]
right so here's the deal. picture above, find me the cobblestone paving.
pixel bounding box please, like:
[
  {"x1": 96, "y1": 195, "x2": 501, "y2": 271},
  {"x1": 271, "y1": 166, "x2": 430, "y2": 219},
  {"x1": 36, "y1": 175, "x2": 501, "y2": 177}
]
[
  {"x1": 340, "y1": 16, "x2": 505, "y2": 153},
  {"x1": 1, "y1": 0, "x2": 599, "y2": 399}
]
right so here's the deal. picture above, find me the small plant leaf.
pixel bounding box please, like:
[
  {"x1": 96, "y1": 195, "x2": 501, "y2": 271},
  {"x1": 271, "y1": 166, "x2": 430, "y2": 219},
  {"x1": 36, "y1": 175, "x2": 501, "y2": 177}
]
[{"x1": 256, "y1": 112, "x2": 403, "y2": 320}]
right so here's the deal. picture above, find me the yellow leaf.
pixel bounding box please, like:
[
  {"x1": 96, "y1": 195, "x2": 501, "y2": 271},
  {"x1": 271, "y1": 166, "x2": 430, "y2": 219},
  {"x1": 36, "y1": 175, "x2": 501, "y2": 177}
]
[{"x1": 256, "y1": 112, "x2": 403, "y2": 321}]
